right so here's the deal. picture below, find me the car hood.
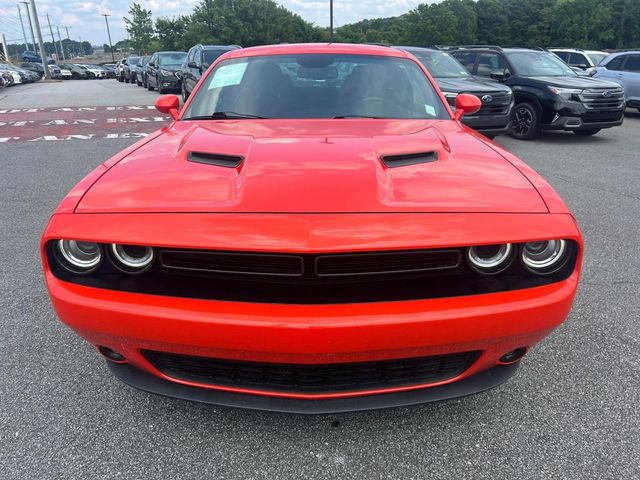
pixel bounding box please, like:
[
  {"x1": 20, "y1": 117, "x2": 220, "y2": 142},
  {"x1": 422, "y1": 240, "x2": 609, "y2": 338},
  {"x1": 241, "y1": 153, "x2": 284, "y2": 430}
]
[
  {"x1": 526, "y1": 75, "x2": 621, "y2": 89},
  {"x1": 77, "y1": 119, "x2": 548, "y2": 214},
  {"x1": 435, "y1": 77, "x2": 510, "y2": 94}
]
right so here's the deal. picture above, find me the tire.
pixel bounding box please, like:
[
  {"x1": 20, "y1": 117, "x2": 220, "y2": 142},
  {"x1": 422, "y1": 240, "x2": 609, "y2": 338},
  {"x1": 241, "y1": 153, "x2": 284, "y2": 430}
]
[
  {"x1": 147, "y1": 79, "x2": 154, "y2": 91},
  {"x1": 182, "y1": 83, "x2": 189, "y2": 103},
  {"x1": 573, "y1": 129, "x2": 601, "y2": 136},
  {"x1": 157, "y1": 77, "x2": 164, "y2": 94},
  {"x1": 125, "y1": 77, "x2": 130, "y2": 84},
  {"x1": 511, "y1": 101, "x2": 541, "y2": 140}
]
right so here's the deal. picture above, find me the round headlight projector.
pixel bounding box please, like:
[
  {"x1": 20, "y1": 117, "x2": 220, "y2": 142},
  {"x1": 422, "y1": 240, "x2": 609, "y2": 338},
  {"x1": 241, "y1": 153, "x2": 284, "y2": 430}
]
[
  {"x1": 467, "y1": 243, "x2": 513, "y2": 274},
  {"x1": 521, "y1": 239, "x2": 567, "y2": 274},
  {"x1": 110, "y1": 244, "x2": 154, "y2": 272},
  {"x1": 57, "y1": 240, "x2": 102, "y2": 272}
]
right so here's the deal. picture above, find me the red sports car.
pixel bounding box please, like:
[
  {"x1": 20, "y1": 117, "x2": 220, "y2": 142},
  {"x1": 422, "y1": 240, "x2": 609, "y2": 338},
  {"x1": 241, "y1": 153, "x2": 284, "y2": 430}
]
[{"x1": 41, "y1": 44, "x2": 582, "y2": 413}]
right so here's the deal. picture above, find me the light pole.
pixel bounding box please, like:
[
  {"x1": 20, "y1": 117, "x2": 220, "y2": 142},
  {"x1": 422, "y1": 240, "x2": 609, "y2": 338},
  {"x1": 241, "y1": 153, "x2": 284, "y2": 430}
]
[
  {"x1": 63, "y1": 26, "x2": 71, "y2": 57},
  {"x1": 102, "y1": 13, "x2": 115, "y2": 62},
  {"x1": 17, "y1": 4, "x2": 30, "y2": 51},
  {"x1": 46, "y1": 14, "x2": 59, "y2": 60},
  {"x1": 329, "y1": 0, "x2": 334, "y2": 42},
  {"x1": 29, "y1": 0, "x2": 50, "y2": 79},
  {"x1": 21, "y1": 1, "x2": 36, "y2": 53},
  {"x1": 56, "y1": 26, "x2": 65, "y2": 60}
]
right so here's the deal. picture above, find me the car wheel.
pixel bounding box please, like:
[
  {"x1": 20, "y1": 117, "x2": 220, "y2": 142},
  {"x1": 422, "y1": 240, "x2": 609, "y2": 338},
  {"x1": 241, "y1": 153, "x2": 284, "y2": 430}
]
[
  {"x1": 573, "y1": 129, "x2": 601, "y2": 136},
  {"x1": 182, "y1": 84, "x2": 189, "y2": 103},
  {"x1": 147, "y1": 79, "x2": 154, "y2": 91},
  {"x1": 157, "y1": 77, "x2": 164, "y2": 94},
  {"x1": 511, "y1": 102, "x2": 540, "y2": 140}
]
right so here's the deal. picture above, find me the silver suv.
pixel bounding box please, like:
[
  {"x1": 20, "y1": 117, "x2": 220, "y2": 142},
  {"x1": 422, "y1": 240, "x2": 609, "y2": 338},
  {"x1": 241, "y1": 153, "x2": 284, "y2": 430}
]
[
  {"x1": 549, "y1": 48, "x2": 609, "y2": 76},
  {"x1": 594, "y1": 51, "x2": 640, "y2": 112}
]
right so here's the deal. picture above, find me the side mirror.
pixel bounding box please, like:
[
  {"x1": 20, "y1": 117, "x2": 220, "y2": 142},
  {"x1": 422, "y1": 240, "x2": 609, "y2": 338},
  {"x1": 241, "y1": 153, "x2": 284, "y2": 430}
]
[
  {"x1": 453, "y1": 94, "x2": 482, "y2": 121},
  {"x1": 490, "y1": 71, "x2": 508, "y2": 82},
  {"x1": 148, "y1": 62, "x2": 155, "y2": 67},
  {"x1": 155, "y1": 94, "x2": 180, "y2": 121},
  {"x1": 187, "y1": 61, "x2": 198, "y2": 68}
]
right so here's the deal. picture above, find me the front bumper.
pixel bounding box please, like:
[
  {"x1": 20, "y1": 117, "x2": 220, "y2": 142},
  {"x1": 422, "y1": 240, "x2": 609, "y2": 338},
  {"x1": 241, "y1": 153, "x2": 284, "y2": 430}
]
[
  {"x1": 158, "y1": 75, "x2": 180, "y2": 89},
  {"x1": 463, "y1": 116, "x2": 512, "y2": 136},
  {"x1": 43, "y1": 212, "x2": 582, "y2": 411},
  {"x1": 543, "y1": 113, "x2": 624, "y2": 131}
]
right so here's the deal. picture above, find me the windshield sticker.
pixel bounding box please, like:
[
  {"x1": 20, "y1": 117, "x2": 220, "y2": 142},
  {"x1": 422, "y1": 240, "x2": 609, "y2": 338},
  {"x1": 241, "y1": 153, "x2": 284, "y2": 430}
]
[
  {"x1": 424, "y1": 104, "x2": 436, "y2": 116},
  {"x1": 209, "y1": 63, "x2": 248, "y2": 89}
]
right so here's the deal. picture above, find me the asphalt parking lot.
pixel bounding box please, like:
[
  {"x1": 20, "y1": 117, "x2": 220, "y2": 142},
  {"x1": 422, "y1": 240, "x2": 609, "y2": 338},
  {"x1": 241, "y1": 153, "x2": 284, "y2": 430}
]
[{"x1": 1, "y1": 80, "x2": 638, "y2": 479}]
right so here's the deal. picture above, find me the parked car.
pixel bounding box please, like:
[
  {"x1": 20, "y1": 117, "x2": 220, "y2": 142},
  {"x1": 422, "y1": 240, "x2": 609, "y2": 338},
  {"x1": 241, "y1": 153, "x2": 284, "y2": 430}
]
[
  {"x1": 449, "y1": 46, "x2": 625, "y2": 139},
  {"x1": 397, "y1": 46, "x2": 513, "y2": 138},
  {"x1": 132, "y1": 56, "x2": 150, "y2": 86},
  {"x1": 115, "y1": 59, "x2": 127, "y2": 82},
  {"x1": 41, "y1": 43, "x2": 583, "y2": 413},
  {"x1": 181, "y1": 45, "x2": 241, "y2": 100},
  {"x1": 123, "y1": 56, "x2": 142, "y2": 83},
  {"x1": 58, "y1": 63, "x2": 89, "y2": 80},
  {"x1": 593, "y1": 51, "x2": 640, "y2": 112},
  {"x1": 20, "y1": 61, "x2": 45, "y2": 78},
  {"x1": 549, "y1": 48, "x2": 608, "y2": 75},
  {"x1": 21, "y1": 50, "x2": 54, "y2": 64},
  {"x1": 0, "y1": 64, "x2": 24, "y2": 84},
  {"x1": 77, "y1": 64, "x2": 106, "y2": 79},
  {"x1": 146, "y1": 51, "x2": 187, "y2": 93},
  {"x1": 101, "y1": 63, "x2": 117, "y2": 79}
]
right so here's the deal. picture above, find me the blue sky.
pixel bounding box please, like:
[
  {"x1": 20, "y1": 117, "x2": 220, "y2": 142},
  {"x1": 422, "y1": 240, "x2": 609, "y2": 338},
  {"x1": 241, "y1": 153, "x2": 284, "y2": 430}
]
[{"x1": 1, "y1": 0, "x2": 428, "y2": 46}]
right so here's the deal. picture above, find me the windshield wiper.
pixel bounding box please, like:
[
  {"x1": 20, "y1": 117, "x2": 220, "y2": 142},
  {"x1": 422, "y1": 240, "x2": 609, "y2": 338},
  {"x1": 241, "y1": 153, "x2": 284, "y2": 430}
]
[
  {"x1": 184, "y1": 111, "x2": 269, "y2": 120},
  {"x1": 333, "y1": 115, "x2": 384, "y2": 119}
]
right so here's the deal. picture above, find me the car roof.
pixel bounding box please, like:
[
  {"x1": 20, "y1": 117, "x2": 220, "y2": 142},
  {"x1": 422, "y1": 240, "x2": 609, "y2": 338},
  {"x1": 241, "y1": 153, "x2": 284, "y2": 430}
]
[
  {"x1": 222, "y1": 43, "x2": 412, "y2": 60},
  {"x1": 393, "y1": 46, "x2": 439, "y2": 52},
  {"x1": 199, "y1": 44, "x2": 241, "y2": 50}
]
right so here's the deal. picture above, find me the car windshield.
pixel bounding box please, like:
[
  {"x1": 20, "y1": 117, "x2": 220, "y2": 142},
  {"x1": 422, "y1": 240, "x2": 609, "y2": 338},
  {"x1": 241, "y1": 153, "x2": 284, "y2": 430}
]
[
  {"x1": 159, "y1": 53, "x2": 187, "y2": 66},
  {"x1": 587, "y1": 53, "x2": 607, "y2": 65},
  {"x1": 129, "y1": 57, "x2": 141, "y2": 66},
  {"x1": 507, "y1": 52, "x2": 576, "y2": 77},
  {"x1": 203, "y1": 49, "x2": 232, "y2": 68},
  {"x1": 183, "y1": 54, "x2": 448, "y2": 120},
  {"x1": 409, "y1": 50, "x2": 471, "y2": 78}
]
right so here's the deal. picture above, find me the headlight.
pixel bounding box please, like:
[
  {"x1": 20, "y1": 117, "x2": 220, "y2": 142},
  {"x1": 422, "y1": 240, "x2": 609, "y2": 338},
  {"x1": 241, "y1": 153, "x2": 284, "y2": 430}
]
[
  {"x1": 57, "y1": 240, "x2": 102, "y2": 272},
  {"x1": 160, "y1": 69, "x2": 173, "y2": 76},
  {"x1": 548, "y1": 86, "x2": 582, "y2": 99},
  {"x1": 110, "y1": 244, "x2": 154, "y2": 272},
  {"x1": 467, "y1": 243, "x2": 513, "y2": 274},
  {"x1": 521, "y1": 240, "x2": 568, "y2": 274}
]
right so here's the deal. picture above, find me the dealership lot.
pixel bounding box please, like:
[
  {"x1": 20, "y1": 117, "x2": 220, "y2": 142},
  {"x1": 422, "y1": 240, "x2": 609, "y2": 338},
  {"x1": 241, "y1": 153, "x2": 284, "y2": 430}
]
[{"x1": 1, "y1": 81, "x2": 639, "y2": 479}]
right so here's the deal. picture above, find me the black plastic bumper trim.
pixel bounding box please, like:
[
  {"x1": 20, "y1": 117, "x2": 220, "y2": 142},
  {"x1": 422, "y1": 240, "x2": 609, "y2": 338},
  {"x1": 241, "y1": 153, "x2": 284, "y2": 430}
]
[{"x1": 107, "y1": 361, "x2": 520, "y2": 414}]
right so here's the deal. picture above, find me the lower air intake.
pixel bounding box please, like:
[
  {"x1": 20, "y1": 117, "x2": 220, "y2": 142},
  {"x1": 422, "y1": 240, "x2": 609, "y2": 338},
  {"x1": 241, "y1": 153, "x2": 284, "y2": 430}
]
[{"x1": 143, "y1": 350, "x2": 481, "y2": 394}]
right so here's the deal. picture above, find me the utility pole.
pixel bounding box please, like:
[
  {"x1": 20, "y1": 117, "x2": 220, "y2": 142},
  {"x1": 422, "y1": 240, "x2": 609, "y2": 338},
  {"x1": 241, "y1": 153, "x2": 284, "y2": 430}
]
[
  {"x1": 46, "y1": 13, "x2": 59, "y2": 60},
  {"x1": 329, "y1": 0, "x2": 334, "y2": 42},
  {"x1": 63, "y1": 26, "x2": 71, "y2": 57},
  {"x1": 21, "y1": 1, "x2": 36, "y2": 53},
  {"x1": 56, "y1": 26, "x2": 65, "y2": 60},
  {"x1": 17, "y1": 4, "x2": 30, "y2": 51},
  {"x1": 29, "y1": 0, "x2": 51, "y2": 79},
  {"x1": 101, "y1": 13, "x2": 115, "y2": 62}
]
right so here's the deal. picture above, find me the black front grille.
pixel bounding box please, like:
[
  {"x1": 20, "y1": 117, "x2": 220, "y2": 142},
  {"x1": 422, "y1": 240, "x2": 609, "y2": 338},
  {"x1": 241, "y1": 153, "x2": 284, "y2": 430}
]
[
  {"x1": 160, "y1": 250, "x2": 304, "y2": 277},
  {"x1": 47, "y1": 242, "x2": 579, "y2": 304},
  {"x1": 143, "y1": 350, "x2": 481, "y2": 394},
  {"x1": 583, "y1": 110, "x2": 624, "y2": 123},
  {"x1": 471, "y1": 91, "x2": 512, "y2": 116},
  {"x1": 579, "y1": 88, "x2": 625, "y2": 111}
]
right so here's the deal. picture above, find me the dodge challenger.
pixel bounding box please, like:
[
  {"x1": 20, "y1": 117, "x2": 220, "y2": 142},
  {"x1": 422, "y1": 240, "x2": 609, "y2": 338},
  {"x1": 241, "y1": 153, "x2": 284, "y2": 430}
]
[{"x1": 41, "y1": 44, "x2": 583, "y2": 413}]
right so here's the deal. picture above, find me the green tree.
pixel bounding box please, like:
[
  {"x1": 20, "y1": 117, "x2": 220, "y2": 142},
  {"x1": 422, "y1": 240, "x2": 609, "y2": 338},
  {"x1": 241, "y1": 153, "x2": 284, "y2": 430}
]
[
  {"x1": 476, "y1": 0, "x2": 511, "y2": 45},
  {"x1": 124, "y1": 3, "x2": 154, "y2": 54},
  {"x1": 155, "y1": 16, "x2": 189, "y2": 50}
]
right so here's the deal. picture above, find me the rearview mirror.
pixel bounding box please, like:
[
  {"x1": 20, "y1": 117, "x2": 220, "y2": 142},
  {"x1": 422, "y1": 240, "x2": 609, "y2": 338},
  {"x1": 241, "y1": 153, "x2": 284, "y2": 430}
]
[
  {"x1": 453, "y1": 94, "x2": 482, "y2": 121},
  {"x1": 155, "y1": 95, "x2": 180, "y2": 120}
]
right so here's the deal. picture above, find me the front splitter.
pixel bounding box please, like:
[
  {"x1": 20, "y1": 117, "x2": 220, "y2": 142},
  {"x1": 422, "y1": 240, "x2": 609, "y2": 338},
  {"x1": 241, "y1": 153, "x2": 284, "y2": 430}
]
[{"x1": 107, "y1": 361, "x2": 520, "y2": 414}]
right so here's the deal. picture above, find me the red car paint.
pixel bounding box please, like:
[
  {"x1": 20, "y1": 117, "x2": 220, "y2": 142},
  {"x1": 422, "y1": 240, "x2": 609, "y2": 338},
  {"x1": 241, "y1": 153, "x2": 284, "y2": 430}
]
[{"x1": 41, "y1": 43, "x2": 583, "y2": 409}]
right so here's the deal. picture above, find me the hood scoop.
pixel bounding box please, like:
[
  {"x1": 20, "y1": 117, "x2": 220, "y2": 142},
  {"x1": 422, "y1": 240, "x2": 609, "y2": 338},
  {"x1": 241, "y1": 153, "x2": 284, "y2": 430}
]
[
  {"x1": 381, "y1": 151, "x2": 438, "y2": 168},
  {"x1": 188, "y1": 151, "x2": 244, "y2": 168}
]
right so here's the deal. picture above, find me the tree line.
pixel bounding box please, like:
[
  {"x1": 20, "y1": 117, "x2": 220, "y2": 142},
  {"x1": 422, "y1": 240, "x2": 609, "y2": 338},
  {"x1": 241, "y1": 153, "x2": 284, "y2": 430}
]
[
  {"x1": 126, "y1": 0, "x2": 640, "y2": 54},
  {"x1": 336, "y1": 0, "x2": 640, "y2": 49}
]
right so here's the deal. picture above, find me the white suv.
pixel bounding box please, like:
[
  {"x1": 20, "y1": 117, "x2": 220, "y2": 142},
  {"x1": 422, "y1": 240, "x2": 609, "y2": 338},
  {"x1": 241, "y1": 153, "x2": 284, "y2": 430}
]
[{"x1": 549, "y1": 48, "x2": 609, "y2": 75}]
